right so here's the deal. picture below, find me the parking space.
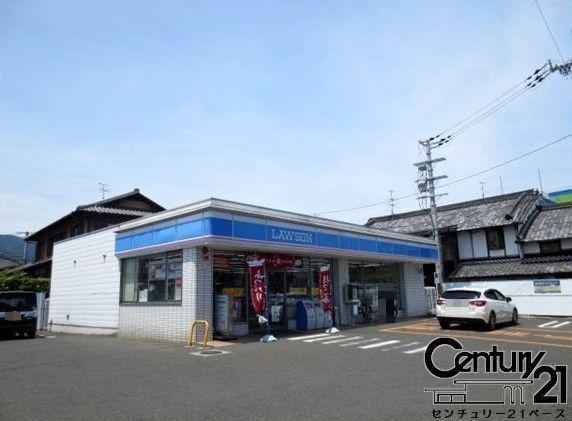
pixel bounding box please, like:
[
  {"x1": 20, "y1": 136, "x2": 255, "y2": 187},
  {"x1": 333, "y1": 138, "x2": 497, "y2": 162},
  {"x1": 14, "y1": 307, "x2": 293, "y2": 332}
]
[
  {"x1": 285, "y1": 331, "x2": 429, "y2": 355},
  {"x1": 279, "y1": 316, "x2": 572, "y2": 359},
  {"x1": 1, "y1": 319, "x2": 571, "y2": 420},
  {"x1": 377, "y1": 316, "x2": 572, "y2": 350}
]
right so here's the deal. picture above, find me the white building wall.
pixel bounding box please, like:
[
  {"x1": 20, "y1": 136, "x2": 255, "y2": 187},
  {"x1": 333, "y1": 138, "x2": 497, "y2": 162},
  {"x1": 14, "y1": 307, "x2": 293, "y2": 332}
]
[
  {"x1": 50, "y1": 228, "x2": 120, "y2": 334},
  {"x1": 118, "y1": 247, "x2": 213, "y2": 342},
  {"x1": 472, "y1": 230, "x2": 488, "y2": 258},
  {"x1": 504, "y1": 226, "x2": 519, "y2": 256},
  {"x1": 457, "y1": 231, "x2": 473, "y2": 260},
  {"x1": 446, "y1": 279, "x2": 572, "y2": 316},
  {"x1": 401, "y1": 263, "x2": 426, "y2": 317}
]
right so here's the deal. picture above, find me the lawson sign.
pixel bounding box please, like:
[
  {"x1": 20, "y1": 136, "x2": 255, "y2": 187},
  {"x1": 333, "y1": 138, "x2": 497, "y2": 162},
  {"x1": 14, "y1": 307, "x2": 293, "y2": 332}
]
[
  {"x1": 268, "y1": 227, "x2": 314, "y2": 245},
  {"x1": 115, "y1": 216, "x2": 438, "y2": 261}
]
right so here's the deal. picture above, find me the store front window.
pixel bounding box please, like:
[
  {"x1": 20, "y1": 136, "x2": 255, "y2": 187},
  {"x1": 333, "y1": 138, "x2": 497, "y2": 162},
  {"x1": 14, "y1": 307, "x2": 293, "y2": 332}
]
[
  {"x1": 212, "y1": 250, "x2": 333, "y2": 336},
  {"x1": 121, "y1": 250, "x2": 183, "y2": 303},
  {"x1": 348, "y1": 261, "x2": 400, "y2": 324},
  {"x1": 213, "y1": 252, "x2": 248, "y2": 336}
]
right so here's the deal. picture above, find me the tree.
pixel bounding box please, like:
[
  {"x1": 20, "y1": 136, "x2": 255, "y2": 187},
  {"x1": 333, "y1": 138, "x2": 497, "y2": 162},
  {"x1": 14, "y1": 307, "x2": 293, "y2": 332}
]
[{"x1": 0, "y1": 269, "x2": 49, "y2": 294}]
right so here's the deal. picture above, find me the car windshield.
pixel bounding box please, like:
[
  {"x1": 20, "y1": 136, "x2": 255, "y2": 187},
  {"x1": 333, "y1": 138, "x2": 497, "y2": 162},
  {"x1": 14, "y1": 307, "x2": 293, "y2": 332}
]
[
  {"x1": 0, "y1": 293, "x2": 36, "y2": 312},
  {"x1": 442, "y1": 290, "x2": 480, "y2": 300}
]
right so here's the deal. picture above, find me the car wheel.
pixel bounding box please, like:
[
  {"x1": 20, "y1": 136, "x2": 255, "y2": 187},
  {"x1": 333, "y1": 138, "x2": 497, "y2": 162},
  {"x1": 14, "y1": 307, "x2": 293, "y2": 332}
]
[
  {"x1": 438, "y1": 319, "x2": 451, "y2": 329},
  {"x1": 27, "y1": 330, "x2": 36, "y2": 339},
  {"x1": 487, "y1": 312, "x2": 496, "y2": 331},
  {"x1": 512, "y1": 309, "x2": 518, "y2": 325}
]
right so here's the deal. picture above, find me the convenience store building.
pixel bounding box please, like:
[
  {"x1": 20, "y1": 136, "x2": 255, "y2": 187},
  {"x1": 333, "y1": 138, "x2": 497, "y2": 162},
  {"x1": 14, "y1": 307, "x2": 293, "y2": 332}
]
[{"x1": 49, "y1": 198, "x2": 438, "y2": 341}]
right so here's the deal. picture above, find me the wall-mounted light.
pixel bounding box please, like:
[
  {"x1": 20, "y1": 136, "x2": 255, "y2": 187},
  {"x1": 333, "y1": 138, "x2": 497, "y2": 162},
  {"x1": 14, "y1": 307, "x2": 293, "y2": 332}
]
[
  {"x1": 73, "y1": 260, "x2": 77, "y2": 267},
  {"x1": 102, "y1": 253, "x2": 107, "y2": 262}
]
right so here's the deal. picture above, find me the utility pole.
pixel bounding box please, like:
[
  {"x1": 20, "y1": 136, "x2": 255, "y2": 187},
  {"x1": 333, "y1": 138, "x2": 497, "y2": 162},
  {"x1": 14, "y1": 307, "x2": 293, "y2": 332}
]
[
  {"x1": 415, "y1": 140, "x2": 447, "y2": 295},
  {"x1": 499, "y1": 175, "x2": 504, "y2": 194},
  {"x1": 548, "y1": 58, "x2": 572, "y2": 77}
]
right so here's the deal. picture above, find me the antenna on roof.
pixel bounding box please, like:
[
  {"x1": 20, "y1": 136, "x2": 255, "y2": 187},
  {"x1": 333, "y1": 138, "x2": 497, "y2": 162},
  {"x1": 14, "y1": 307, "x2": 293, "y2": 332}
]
[
  {"x1": 479, "y1": 181, "x2": 486, "y2": 198},
  {"x1": 98, "y1": 182, "x2": 109, "y2": 199},
  {"x1": 499, "y1": 175, "x2": 504, "y2": 194},
  {"x1": 389, "y1": 190, "x2": 395, "y2": 215},
  {"x1": 537, "y1": 169, "x2": 544, "y2": 194}
]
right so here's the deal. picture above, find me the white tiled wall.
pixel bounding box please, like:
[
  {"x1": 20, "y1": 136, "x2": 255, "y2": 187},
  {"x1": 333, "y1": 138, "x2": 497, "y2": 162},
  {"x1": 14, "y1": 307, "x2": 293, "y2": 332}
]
[{"x1": 118, "y1": 247, "x2": 214, "y2": 342}]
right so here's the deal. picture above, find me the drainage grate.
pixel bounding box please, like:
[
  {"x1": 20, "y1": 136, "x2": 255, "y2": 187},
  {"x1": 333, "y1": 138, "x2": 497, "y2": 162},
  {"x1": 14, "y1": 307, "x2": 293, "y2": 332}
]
[{"x1": 189, "y1": 348, "x2": 230, "y2": 357}]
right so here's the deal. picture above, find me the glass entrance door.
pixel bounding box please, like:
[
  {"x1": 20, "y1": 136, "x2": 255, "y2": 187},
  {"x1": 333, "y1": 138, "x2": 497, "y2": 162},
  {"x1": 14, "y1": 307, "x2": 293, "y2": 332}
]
[{"x1": 267, "y1": 270, "x2": 287, "y2": 330}]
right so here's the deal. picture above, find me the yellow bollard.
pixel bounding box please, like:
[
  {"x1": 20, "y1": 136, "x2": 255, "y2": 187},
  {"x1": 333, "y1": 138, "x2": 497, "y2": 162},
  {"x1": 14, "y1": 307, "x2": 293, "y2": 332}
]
[{"x1": 188, "y1": 320, "x2": 210, "y2": 349}]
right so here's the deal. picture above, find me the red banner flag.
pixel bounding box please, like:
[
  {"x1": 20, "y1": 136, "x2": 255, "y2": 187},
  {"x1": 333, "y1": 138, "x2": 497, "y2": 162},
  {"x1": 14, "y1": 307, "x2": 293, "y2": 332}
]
[
  {"x1": 248, "y1": 259, "x2": 266, "y2": 315},
  {"x1": 261, "y1": 254, "x2": 294, "y2": 269},
  {"x1": 318, "y1": 265, "x2": 332, "y2": 313}
]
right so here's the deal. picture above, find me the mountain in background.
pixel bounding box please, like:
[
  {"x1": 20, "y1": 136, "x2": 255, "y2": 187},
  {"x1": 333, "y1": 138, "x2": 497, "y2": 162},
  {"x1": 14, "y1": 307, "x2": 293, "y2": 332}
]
[{"x1": 0, "y1": 234, "x2": 26, "y2": 263}]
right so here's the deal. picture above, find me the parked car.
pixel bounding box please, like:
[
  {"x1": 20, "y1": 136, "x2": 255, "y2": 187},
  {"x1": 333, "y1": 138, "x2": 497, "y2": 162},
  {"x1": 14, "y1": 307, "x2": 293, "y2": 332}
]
[
  {"x1": 436, "y1": 287, "x2": 518, "y2": 330},
  {"x1": 0, "y1": 291, "x2": 39, "y2": 338}
]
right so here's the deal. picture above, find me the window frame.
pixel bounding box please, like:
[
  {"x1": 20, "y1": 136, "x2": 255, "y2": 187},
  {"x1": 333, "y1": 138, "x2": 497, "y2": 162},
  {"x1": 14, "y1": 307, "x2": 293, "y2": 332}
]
[
  {"x1": 484, "y1": 290, "x2": 497, "y2": 301},
  {"x1": 70, "y1": 224, "x2": 84, "y2": 237},
  {"x1": 486, "y1": 227, "x2": 505, "y2": 253},
  {"x1": 539, "y1": 240, "x2": 561, "y2": 255},
  {"x1": 493, "y1": 289, "x2": 506, "y2": 301},
  {"x1": 120, "y1": 250, "x2": 183, "y2": 305}
]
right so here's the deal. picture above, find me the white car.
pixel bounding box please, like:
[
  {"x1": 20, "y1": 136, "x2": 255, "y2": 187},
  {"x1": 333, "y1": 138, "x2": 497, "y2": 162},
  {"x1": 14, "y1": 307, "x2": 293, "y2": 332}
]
[{"x1": 436, "y1": 287, "x2": 518, "y2": 330}]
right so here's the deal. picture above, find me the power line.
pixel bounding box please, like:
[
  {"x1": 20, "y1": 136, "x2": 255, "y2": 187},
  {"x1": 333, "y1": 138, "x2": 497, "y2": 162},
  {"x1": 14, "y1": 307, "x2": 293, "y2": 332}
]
[
  {"x1": 432, "y1": 64, "x2": 549, "y2": 142},
  {"x1": 314, "y1": 191, "x2": 418, "y2": 216},
  {"x1": 534, "y1": 0, "x2": 565, "y2": 60},
  {"x1": 315, "y1": 131, "x2": 572, "y2": 216},
  {"x1": 424, "y1": 56, "x2": 572, "y2": 150},
  {"x1": 438, "y1": 131, "x2": 572, "y2": 190},
  {"x1": 429, "y1": 66, "x2": 551, "y2": 148}
]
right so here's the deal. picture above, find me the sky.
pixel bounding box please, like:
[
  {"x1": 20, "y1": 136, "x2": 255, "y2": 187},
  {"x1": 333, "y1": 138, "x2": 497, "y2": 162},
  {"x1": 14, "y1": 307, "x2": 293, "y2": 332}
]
[{"x1": 0, "y1": 0, "x2": 571, "y2": 234}]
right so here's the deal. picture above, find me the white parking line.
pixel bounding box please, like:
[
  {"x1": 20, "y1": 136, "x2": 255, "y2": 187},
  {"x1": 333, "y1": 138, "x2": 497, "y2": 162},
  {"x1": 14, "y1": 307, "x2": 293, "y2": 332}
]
[
  {"x1": 358, "y1": 340, "x2": 400, "y2": 350},
  {"x1": 538, "y1": 321, "x2": 558, "y2": 328},
  {"x1": 339, "y1": 338, "x2": 379, "y2": 347},
  {"x1": 551, "y1": 321, "x2": 571, "y2": 329},
  {"x1": 404, "y1": 346, "x2": 428, "y2": 354},
  {"x1": 304, "y1": 335, "x2": 345, "y2": 343},
  {"x1": 380, "y1": 342, "x2": 420, "y2": 352},
  {"x1": 321, "y1": 336, "x2": 362, "y2": 345},
  {"x1": 287, "y1": 333, "x2": 331, "y2": 341}
]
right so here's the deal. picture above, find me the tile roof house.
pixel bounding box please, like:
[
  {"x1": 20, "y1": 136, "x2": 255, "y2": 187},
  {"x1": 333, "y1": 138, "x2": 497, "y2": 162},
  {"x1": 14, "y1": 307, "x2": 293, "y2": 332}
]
[
  {"x1": 450, "y1": 204, "x2": 572, "y2": 281},
  {"x1": 367, "y1": 190, "x2": 539, "y2": 235},
  {"x1": 366, "y1": 190, "x2": 572, "y2": 316},
  {"x1": 521, "y1": 203, "x2": 572, "y2": 242},
  {"x1": 366, "y1": 190, "x2": 543, "y2": 282},
  {"x1": 22, "y1": 189, "x2": 165, "y2": 279}
]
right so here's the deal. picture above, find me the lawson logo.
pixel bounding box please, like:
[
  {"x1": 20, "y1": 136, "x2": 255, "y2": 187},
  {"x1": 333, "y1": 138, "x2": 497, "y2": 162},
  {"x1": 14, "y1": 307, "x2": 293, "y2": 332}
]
[{"x1": 268, "y1": 227, "x2": 314, "y2": 245}]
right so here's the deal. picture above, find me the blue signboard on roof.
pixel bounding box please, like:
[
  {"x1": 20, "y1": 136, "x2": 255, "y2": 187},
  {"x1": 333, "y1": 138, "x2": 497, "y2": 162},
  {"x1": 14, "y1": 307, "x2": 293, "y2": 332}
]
[{"x1": 115, "y1": 214, "x2": 438, "y2": 262}]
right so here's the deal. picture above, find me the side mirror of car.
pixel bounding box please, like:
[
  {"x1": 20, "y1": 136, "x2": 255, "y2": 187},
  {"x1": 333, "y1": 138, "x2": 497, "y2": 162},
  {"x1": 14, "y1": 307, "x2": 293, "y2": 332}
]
[{"x1": 506, "y1": 297, "x2": 512, "y2": 302}]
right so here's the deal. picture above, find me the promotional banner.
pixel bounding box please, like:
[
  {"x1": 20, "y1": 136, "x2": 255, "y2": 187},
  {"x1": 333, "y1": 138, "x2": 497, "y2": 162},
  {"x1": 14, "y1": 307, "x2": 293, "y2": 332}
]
[
  {"x1": 259, "y1": 253, "x2": 294, "y2": 269},
  {"x1": 318, "y1": 265, "x2": 332, "y2": 313},
  {"x1": 248, "y1": 259, "x2": 266, "y2": 315}
]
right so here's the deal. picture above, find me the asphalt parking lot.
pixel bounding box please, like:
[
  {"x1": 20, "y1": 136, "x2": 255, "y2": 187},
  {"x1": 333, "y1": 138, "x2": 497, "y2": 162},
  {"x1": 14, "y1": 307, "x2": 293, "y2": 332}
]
[{"x1": 0, "y1": 316, "x2": 570, "y2": 421}]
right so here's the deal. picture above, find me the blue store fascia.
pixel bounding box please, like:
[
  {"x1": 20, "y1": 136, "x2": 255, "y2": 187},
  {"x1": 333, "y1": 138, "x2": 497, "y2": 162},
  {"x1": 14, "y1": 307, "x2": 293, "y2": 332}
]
[{"x1": 114, "y1": 198, "x2": 438, "y2": 264}]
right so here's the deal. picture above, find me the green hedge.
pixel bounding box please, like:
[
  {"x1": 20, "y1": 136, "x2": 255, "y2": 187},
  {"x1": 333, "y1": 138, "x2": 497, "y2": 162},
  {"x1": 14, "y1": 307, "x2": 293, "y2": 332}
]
[{"x1": 0, "y1": 269, "x2": 49, "y2": 294}]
